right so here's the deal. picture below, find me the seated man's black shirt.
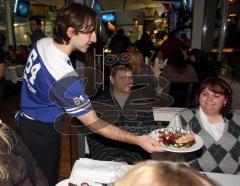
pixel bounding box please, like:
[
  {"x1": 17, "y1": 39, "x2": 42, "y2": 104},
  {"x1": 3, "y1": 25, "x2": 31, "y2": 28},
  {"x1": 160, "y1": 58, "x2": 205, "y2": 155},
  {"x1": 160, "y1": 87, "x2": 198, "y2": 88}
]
[{"x1": 87, "y1": 89, "x2": 161, "y2": 164}]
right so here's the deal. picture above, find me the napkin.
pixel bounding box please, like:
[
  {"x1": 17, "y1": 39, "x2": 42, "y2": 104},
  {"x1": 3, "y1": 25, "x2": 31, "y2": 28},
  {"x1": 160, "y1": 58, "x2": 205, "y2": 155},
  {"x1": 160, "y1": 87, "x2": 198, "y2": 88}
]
[{"x1": 69, "y1": 158, "x2": 132, "y2": 185}]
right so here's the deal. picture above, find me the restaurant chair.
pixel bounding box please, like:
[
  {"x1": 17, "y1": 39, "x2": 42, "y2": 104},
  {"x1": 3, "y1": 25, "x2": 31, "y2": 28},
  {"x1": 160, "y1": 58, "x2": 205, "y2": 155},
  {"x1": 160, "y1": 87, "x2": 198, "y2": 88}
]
[
  {"x1": 169, "y1": 82, "x2": 194, "y2": 107},
  {"x1": 152, "y1": 107, "x2": 185, "y2": 122}
]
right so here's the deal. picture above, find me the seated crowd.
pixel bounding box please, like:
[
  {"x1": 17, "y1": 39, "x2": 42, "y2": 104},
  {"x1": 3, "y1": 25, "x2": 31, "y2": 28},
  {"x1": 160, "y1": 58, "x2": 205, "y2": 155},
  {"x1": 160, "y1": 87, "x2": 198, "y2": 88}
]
[{"x1": 87, "y1": 59, "x2": 240, "y2": 174}]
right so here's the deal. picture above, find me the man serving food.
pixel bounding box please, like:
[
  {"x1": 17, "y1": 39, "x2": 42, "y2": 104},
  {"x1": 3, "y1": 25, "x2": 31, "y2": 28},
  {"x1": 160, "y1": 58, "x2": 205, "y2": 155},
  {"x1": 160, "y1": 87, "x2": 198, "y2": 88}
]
[{"x1": 17, "y1": 3, "x2": 162, "y2": 185}]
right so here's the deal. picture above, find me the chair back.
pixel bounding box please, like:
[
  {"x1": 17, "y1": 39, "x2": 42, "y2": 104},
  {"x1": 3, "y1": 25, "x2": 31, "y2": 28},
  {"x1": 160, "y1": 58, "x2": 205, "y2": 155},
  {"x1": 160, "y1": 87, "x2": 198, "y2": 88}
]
[
  {"x1": 152, "y1": 107, "x2": 184, "y2": 121},
  {"x1": 169, "y1": 82, "x2": 193, "y2": 107}
]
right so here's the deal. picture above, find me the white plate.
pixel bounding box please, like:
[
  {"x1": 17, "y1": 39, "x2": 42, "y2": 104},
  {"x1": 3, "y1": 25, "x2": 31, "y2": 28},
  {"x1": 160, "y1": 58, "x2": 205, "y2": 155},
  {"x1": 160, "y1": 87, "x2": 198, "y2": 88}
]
[
  {"x1": 149, "y1": 129, "x2": 204, "y2": 153},
  {"x1": 55, "y1": 179, "x2": 69, "y2": 186},
  {"x1": 56, "y1": 179, "x2": 110, "y2": 186}
]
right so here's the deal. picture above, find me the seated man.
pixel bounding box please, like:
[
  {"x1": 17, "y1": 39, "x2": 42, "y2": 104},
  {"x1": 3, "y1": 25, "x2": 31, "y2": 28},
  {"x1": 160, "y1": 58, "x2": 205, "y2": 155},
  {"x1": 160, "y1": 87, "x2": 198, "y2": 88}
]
[{"x1": 87, "y1": 65, "x2": 165, "y2": 164}]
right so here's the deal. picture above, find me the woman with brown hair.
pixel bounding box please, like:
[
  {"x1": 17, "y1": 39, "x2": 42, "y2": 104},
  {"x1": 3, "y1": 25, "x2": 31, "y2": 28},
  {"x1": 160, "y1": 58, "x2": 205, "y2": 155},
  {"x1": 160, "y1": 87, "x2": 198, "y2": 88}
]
[
  {"x1": 129, "y1": 50, "x2": 154, "y2": 76},
  {"x1": 169, "y1": 77, "x2": 240, "y2": 174}
]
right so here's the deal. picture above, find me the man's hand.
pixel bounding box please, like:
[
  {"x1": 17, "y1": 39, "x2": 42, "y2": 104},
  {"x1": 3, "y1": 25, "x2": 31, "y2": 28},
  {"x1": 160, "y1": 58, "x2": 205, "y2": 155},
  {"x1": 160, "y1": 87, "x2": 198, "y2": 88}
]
[{"x1": 135, "y1": 135, "x2": 164, "y2": 153}]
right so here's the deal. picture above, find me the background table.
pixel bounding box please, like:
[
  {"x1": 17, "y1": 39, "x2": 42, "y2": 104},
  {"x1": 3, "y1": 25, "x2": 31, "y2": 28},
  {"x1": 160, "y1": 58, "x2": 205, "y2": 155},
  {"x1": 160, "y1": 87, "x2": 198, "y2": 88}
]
[
  {"x1": 205, "y1": 172, "x2": 240, "y2": 186},
  {"x1": 4, "y1": 65, "x2": 24, "y2": 84}
]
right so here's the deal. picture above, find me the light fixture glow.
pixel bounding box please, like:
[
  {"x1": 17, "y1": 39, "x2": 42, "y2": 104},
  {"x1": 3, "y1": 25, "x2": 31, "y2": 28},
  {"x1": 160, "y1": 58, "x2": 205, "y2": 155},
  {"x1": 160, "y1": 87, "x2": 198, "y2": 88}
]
[
  {"x1": 91, "y1": 0, "x2": 95, "y2": 9},
  {"x1": 14, "y1": 0, "x2": 19, "y2": 13}
]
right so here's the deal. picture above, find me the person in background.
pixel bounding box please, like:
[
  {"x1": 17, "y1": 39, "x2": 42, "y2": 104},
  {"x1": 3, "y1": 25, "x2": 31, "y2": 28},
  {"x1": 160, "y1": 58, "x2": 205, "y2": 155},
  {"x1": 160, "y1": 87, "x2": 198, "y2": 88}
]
[
  {"x1": 150, "y1": 46, "x2": 166, "y2": 77},
  {"x1": 187, "y1": 48, "x2": 217, "y2": 105},
  {"x1": 129, "y1": 50, "x2": 154, "y2": 76},
  {"x1": 18, "y1": 4, "x2": 162, "y2": 185},
  {"x1": 0, "y1": 51, "x2": 4, "y2": 79},
  {"x1": 161, "y1": 50, "x2": 198, "y2": 107},
  {"x1": 168, "y1": 77, "x2": 240, "y2": 174},
  {"x1": 180, "y1": 33, "x2": 191, "y2": 46},
  {"x1": 5, "y1": 45, "x2": 24, "y2": 66},
  {"x1": 0, "y1": 121, "x2": 48, "y2": 185},
  {"x1": 161, "y1": 50, "x2": 198, "y2": 88},
  {"x1": 0, "y1": 46, "x2": 4, "y2": 116},
  {"x1": 88, "y1": 65, "x2": 160, "y2": 164},
  {"x1": 151, "y1": 46, "x2": 164, "y2": 64},
  {"x1": 29, "y1": 16, "x2": 46, "y2": 46},
  {"x1": 18, "y1": 45, "x2": 29, "y2": 63},
  {"x1": 161, "y1": 30, "x2": 184, "y2": 59},
  {"x1": 188, "y1": 48, "x2": 216, "y2": 84},
  {"x1": 155, "y1": 31, "x2": 167, "y2": 47},
  {"x1": 179, "y1": 44, "x2": 190, "y2": 61},
  {"x1": 114, "y1": 160, "x2": 217, "y2": 186},
  {"x1": 135, "y1": 32, "x2": 155, "y2": 59},
  {"x1": 109, "y1": 28, "x2": 130, "y2": 55}
]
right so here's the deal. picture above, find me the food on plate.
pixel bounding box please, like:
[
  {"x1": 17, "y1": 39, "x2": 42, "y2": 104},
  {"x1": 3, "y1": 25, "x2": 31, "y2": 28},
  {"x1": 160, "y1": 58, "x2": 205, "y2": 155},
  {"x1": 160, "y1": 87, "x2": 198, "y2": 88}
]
[
  {"x1": 68, "y1": 182, "x2": 89, "y2": 186},
  {"x1": 158, "y1": 130, "x2": 196, "y2": 148}
]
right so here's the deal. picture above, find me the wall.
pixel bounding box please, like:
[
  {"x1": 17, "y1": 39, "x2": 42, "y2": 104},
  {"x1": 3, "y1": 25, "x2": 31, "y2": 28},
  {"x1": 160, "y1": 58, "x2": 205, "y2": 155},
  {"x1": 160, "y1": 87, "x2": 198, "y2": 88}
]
[
  {"x1": 115, "y1": 10, "x2": 144, "y2": 26},
  {"x1": 191, "y1": 0, "x2": 205, "y2": 49}
]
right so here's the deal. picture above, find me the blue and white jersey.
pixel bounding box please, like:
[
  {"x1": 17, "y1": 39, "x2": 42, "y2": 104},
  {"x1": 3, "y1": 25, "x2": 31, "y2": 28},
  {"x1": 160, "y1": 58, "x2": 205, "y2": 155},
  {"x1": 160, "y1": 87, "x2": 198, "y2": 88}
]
[{"x1": 21, "y1": 38, "x2": 92, "y2": 123}]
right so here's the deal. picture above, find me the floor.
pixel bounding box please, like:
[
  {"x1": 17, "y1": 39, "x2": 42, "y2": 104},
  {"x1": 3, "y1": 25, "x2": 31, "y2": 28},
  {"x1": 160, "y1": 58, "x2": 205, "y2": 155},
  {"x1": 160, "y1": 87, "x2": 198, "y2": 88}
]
[{"x1": 1, "y1": 87, "x2": 78, "y2": 180}]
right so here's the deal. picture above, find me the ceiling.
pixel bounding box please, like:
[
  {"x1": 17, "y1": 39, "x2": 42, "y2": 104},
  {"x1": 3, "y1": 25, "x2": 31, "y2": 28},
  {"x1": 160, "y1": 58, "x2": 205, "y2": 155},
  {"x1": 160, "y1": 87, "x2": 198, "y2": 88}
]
[
  {"x1": 28, "y1": 0, "x2": 240, "y2": 13},
  {"x1": 29, "y1": 0, "x2": 167, "y2": 11},
  {"x1": 97, "y1": 0, "x2": 164, "y2": 11},
  {"x1": 29, "y1": 0, "x2": 65, "y2": 8}
]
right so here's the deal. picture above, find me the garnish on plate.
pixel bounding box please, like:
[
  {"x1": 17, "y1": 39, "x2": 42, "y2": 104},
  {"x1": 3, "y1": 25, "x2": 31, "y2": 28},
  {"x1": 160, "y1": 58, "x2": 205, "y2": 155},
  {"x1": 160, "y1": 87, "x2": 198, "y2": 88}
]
[{"x1": 158, "y1": 129, "x2": 196, "y2": 148}]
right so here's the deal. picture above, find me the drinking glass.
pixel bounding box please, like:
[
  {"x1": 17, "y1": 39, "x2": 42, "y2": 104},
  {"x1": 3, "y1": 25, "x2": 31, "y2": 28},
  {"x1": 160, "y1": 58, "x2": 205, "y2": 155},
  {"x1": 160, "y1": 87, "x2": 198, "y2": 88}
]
[{"x1": 184, "y1": 121, "x2": 193, "y2": 134}]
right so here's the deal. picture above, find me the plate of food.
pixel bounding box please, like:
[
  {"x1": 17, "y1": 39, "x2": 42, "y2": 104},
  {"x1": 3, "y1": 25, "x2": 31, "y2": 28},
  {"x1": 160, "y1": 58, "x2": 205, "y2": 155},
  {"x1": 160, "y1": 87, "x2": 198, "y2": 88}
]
[{"x1": 149, "y1": 128, "x2": 204, "y2": 153}]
